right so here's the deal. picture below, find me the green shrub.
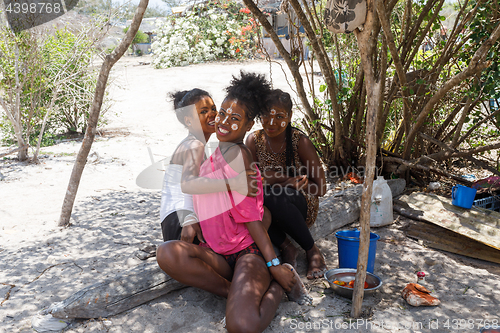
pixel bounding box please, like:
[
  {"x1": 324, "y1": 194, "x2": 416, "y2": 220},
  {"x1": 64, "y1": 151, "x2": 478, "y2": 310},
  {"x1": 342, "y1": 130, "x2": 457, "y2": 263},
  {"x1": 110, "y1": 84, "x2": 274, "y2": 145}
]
[{"x1": 0, "y1": 25, "x2": 110, "y2": 153}]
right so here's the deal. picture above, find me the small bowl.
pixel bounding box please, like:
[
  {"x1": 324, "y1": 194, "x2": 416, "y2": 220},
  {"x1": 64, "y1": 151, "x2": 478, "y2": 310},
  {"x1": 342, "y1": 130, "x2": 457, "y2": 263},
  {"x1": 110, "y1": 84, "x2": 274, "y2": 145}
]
[
  {"x1": 324, "y1": 268, "x2": 382, "y2": 298},
  {"x1": 480, "y1": 328, "x2": 500, "y2": 333}
]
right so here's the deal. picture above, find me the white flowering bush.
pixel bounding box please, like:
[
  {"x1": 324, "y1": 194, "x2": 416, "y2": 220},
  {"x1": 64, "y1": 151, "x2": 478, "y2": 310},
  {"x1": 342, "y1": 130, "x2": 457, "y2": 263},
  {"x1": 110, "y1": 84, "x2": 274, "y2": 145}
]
[{"x1": 151, "y1": 2, "x2": 257, "y2": 68}]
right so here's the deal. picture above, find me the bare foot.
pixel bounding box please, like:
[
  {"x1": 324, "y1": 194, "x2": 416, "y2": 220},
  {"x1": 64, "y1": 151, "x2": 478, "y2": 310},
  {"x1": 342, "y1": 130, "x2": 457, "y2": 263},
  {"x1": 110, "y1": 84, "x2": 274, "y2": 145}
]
[
  {"x1": 282, "y1": 263, "x2": 313, "y2": 305},
  {"x1": 279, "y1": 238, "x2": 298, "y2": 268},
  {"x1": 306, "y1": 244, "x2": 327, "y2": 280}
]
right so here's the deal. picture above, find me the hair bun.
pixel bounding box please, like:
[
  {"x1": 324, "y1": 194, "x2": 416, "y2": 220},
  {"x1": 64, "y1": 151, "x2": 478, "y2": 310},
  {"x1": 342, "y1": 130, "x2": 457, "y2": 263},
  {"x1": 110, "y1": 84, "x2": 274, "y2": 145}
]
[
  {"x1": 225, "y1": 71, "x2": 272, "y2": 120},
  {"x1": 168, "y1": 88, "x2": 212, "y2": 126}
]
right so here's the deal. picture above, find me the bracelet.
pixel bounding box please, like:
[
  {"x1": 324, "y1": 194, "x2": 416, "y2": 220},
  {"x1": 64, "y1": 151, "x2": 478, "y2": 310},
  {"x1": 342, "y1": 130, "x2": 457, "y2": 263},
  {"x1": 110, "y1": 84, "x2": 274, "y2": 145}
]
[
  {"x1": 266, "y1": 257, "x2": 280, "y2": 267},
  {"x1": 181, "y1": 213, "x2": 199, "y2": 227}
]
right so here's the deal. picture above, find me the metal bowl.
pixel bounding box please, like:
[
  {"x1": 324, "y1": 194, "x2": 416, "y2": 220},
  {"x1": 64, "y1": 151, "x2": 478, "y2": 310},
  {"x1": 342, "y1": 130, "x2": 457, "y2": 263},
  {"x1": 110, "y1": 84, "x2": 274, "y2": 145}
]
[
  {"x1": 324, "y1": 268, "x2": 382, "y2": 298},
  {"x1": 480, "y1": 328, "x2": 500, "y2": 333}
]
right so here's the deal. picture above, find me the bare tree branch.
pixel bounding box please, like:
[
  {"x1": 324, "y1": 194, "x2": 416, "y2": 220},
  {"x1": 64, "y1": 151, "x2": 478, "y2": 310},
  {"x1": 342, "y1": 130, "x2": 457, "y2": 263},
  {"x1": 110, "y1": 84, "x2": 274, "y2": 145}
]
[
  {"x1": 288, "y1": 0, "x2": 345, "y2": 160},
  {"x1": 419, "y1": 132, "x2": 500, "y2": 177},
  {"x1": 0, "y1": 145, "x2": 29, "y2": 159},
  {"x1": 376, "y1": 0, "x2": 412, "y2": 142},
  {"x1": 385, "y1": 156, "x2": 474, "y2": 186},
  {"x1": 457, "y1": 108, "x2": 500, "y2": 146},
  {"x1": 242, "y1": 0, "x2": 315, "y2": 121},
  {"x1": 403, "y1": 21, "x2": 500, "y2": 159}
]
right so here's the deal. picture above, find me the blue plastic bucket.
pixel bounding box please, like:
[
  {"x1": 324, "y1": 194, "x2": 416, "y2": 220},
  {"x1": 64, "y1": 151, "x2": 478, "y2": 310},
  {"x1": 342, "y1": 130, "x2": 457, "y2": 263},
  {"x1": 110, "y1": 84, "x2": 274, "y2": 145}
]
[
  {"x1": 335, "y1": 230, "x2": 380, "y2": 273},
  {"x1": 452, "y1": 184, "x2": 477, "y2": 209}
]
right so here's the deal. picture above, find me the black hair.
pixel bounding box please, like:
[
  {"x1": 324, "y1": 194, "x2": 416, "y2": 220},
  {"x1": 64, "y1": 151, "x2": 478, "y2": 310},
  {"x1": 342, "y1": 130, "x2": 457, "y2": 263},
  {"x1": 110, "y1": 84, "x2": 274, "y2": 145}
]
[
  {"x1": 224, "y1": 71, "x2": 272, "y2": 121},
  {"x1": 265, "y1": 89, "x2": 296, "y2": 176},
  {"x1": 265, "y1": 89, "x2": 293, "y2": 114},
  {"x1": 169, "y1": 88, "x2": 212, "y2": 125}
]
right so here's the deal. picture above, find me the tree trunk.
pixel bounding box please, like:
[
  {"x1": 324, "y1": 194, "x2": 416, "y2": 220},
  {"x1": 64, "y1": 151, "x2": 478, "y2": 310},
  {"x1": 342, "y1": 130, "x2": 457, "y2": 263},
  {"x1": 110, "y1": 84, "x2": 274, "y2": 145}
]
[
  {"x1": 0, "y1": 96, "x2": 27, "y2": 160},
  {"x1": 291, "y1": 0, "x2": 345, "y2": 162},
  {"x1": 59, "y1": 0, "x2": 149, "y2": 227},
  {"x1": 351, "y1": 0, "x2": 381, "y2": 318},
  {"x1": 14, "y1": 44, "x2": 28, "y2": 161},
  {"x1": 376, "y1": 0, "x2": 411, "y2": 141}
]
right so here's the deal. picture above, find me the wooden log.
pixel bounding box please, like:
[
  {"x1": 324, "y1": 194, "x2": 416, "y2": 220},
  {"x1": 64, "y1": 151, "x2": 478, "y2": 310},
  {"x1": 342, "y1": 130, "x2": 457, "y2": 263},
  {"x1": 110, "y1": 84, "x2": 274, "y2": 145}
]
[
  {"x1": 402, "y1": 218, "x2": 500, "y2": 264},
  {"x1": 49, "y1": 179, "x2": 406, "y2": 319},
  {"x1": 49, "y1": 261, "x2": 185, "y2": 319}
]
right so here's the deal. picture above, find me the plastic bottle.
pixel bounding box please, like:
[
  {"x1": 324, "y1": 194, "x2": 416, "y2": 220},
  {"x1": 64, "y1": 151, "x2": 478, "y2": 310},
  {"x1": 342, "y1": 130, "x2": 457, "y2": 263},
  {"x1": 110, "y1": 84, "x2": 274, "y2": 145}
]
[
  {"x1": 416, "y1": 271, "x2": 426, "y2": 285},
  {"x1": 416, "y1": 271, "x2": 434, "y2": 293},
  {"x1": 370, "y1": 176, "x2": 394, "y2": 227}
]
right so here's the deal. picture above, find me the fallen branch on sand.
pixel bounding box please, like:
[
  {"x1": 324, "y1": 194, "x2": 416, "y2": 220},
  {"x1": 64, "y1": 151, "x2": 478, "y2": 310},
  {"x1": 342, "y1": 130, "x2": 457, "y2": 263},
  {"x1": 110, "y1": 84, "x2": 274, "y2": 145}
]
[
  {"x1": 1, "y1": 283, "x2": 16, "y2": 306},
  {"x1": 48, "y1": 179, "x2": 405, "y2": 319},
  {"x1": 0, "y1": 145, "x2": 28, "y2": 159}
]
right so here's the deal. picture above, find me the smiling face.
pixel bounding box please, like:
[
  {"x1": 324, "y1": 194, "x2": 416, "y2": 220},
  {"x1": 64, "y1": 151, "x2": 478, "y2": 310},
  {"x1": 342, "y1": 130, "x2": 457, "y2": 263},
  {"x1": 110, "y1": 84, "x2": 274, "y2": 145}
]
[
  {"x1": 195, "y1": 96, "x2": 217, "y2": 136},
  {"x1": 215, "y1": 98, "x2": 254, "y2": 142},
  {"x1": 261, "y1": 104, "x2": 291, "y2": 138}
]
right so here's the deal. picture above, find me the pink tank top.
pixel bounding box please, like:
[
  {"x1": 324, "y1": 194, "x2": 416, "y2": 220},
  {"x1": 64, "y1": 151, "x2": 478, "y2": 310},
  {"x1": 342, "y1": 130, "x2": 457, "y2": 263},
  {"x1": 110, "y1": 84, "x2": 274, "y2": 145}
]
[{"x1": 193, "y1": 147, "x2": 264, "y2": 255}]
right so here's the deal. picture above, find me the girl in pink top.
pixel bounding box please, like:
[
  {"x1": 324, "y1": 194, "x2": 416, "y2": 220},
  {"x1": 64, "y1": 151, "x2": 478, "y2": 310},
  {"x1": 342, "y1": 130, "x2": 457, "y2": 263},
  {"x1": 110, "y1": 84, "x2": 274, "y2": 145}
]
[
  {"x1": 194, "y1": 146, "x2": 264, "y2": 255},
  {"x1": 157, "y1": 72, "x2": 310, "y2": 333}
]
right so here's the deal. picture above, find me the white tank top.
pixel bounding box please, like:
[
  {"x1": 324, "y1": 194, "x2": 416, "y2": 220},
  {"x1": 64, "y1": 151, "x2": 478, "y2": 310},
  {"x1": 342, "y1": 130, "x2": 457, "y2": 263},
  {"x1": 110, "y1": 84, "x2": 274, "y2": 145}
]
[{"x1": 160, "y1": 164, "x2": 194, "y2": 221}]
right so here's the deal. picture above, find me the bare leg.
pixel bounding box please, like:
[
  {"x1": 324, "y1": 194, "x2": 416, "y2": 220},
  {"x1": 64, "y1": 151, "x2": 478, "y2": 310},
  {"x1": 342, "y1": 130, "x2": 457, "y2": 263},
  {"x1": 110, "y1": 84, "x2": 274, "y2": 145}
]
[
  {"x1": 279, "y1": 237, "x2": 298, "y2": 268},
  {"x1": 306, "y1": 244, "x2": 327, "y2": 280},
  {"x1": 225, "y1": 254, "x2": 284, "y2": 333},
  {"x1": 156, "y1": 240, "x2": 233, "y2": 298}
]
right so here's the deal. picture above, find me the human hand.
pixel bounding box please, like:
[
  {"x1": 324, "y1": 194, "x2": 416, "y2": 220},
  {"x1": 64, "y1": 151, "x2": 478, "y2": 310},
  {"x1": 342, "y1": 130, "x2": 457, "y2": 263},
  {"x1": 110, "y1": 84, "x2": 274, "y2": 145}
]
[
  {"x1": 230, "y1": 169, "x2": 259, "y2": 197},
  {"x1": 180, "y1": 223, "x2": 205, "y2": 243},
  {"x1": 282, "y1": 175, "x2": 308, "y2": 191},
  {"x1": 269, "y1": 265, "x2": 296, "y2": 292}
]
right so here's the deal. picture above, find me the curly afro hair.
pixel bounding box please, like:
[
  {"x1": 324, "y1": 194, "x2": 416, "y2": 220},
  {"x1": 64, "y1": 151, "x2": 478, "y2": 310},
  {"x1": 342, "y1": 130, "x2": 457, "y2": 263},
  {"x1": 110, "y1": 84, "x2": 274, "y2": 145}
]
[{"x1": 224, "y1": 71, "x2": 272, "y2": 121}]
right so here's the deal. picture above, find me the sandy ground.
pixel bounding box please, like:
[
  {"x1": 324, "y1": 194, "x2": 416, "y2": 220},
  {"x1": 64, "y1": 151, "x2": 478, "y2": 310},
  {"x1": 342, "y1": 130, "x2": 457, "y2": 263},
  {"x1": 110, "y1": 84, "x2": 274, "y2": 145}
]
[{"x1": 1, "y1": 55, "x2": 500, "y2": 333}]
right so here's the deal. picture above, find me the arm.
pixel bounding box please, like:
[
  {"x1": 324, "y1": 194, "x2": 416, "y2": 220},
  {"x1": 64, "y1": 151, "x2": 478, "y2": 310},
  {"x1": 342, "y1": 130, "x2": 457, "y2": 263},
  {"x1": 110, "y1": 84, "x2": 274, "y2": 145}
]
[
  {"x1": 180, "y1": 222, "x2": 205, "y2": 243},
  {"x1": 244, "y1": 132, "x2": 259, "y2": 164},
  {"x1": 260, "y1": 168, "x2": 293, "y2": 187},
  {"x1": 255, "y1": 135, "x2": 326, "y2": 195},
  {"x1": 179, "y1": 140, "x2": 257, "y2": 195},
  {"x1": 238, "y1": 146, "x2": 294, "y2": 291},
  {"x1": 296, "y1": 135, "x2": 327, "y2": 196},
  {"x1": 245, "y1": 133, "x2": 293, "y2": 187}
]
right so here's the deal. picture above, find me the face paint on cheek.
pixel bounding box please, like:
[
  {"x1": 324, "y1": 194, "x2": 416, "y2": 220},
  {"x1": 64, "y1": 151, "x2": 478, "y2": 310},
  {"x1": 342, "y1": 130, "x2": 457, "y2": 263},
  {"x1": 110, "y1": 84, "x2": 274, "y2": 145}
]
[
  {"x1": 231, "y1": 123, "x2": 238, "y2": 131},
  {"x1": 215, "y1": 115, "x2": 221, "y2": 123},
  {"x1": 281, "y1": 121, "x2": 287, "y2": 127}
]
